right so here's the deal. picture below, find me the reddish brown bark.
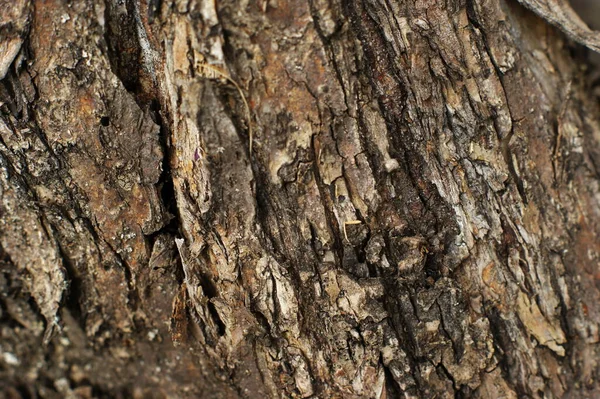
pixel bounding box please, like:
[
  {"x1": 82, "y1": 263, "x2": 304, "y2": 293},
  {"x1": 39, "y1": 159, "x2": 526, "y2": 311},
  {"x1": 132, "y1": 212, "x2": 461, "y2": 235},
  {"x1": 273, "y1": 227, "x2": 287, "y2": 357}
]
[{"x1": 1, "y1": 0, "x2": 599, "y2": 398}]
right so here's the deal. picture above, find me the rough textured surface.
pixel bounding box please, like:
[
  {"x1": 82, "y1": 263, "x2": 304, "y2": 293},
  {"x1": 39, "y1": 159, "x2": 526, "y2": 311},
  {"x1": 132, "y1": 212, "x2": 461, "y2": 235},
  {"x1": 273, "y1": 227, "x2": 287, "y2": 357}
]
[{"x1": 0, "y1": 0, "x2": 599, "y2": 398}]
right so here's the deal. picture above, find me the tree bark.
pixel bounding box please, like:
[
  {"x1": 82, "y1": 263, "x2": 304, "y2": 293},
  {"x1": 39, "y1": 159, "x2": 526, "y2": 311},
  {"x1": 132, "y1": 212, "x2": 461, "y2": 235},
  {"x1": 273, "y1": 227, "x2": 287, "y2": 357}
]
[{"x1": 1, "y1": 0, "x2": 600, "y2": 398}]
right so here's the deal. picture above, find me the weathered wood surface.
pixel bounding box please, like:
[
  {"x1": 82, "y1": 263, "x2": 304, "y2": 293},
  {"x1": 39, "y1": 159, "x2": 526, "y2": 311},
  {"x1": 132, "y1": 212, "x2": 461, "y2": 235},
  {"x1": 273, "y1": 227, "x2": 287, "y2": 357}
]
[{"x1": 1, "y1": 0, "x2": 599, "y2": 397}]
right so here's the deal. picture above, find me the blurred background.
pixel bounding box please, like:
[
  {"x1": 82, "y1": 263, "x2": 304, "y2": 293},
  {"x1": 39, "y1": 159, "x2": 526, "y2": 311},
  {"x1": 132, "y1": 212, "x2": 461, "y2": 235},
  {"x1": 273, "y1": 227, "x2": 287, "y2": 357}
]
[
  {"x1": 570, "y1": 0, "x2": 600, "y2": 93},
  {"x1": 571, "y1": 0, "x2": 600, "y2": 30}
]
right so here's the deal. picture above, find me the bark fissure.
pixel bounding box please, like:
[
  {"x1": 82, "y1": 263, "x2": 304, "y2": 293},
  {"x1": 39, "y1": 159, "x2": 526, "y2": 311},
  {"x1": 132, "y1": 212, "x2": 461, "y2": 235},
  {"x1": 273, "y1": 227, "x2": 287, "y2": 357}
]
[{"x1": 1, "y1": 0, "x2": 600, "y2": 397}]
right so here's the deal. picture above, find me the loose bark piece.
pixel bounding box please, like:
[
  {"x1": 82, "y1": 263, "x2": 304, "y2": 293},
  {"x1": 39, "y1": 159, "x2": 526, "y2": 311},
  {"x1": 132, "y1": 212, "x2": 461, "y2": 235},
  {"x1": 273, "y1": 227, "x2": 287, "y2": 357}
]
[
  {"x1": 0, "y1": 0, "x2": 30, "y2": 79},
  {"x1": 518, "y1": 0, "x2": 600, "y2": 52}
]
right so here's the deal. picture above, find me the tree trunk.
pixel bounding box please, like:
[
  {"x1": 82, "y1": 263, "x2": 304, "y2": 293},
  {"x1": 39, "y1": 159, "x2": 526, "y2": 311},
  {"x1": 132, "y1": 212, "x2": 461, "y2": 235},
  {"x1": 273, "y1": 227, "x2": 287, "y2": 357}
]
[{"x1": 1, "y1": 0, "x2": 599, "y2": 397}]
